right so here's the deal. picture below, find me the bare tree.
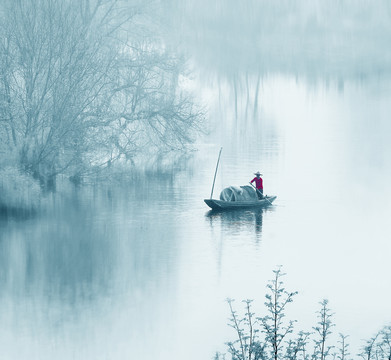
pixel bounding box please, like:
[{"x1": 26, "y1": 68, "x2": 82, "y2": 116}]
[{"x1": 0, "y1": 0, "x2": 204, "y2": 190}]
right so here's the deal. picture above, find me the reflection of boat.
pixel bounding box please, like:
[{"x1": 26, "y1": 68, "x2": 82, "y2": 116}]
[{"x1": 204, "y1": 195, "x2": 277, "y2": 210}]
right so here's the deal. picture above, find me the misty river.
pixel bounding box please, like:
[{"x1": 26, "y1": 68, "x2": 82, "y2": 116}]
[{"x1": 0, "y1": 73, "x2": 390, "y2": 359}]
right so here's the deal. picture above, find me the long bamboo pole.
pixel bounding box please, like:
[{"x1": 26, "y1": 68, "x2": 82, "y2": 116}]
[{"x1": 210, "y1": 147, "x2": 223, "y2": 199}]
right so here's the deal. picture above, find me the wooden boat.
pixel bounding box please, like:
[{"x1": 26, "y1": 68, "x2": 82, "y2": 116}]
[
  {"x1": 206, "y1": 148, "x2": 276, "y2": 211},
  {"x1": 204, "y1": 195, "x2": 277, "y2": 211}
]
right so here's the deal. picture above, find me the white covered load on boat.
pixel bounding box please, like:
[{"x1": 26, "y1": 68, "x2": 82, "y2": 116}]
[
  {"x1": 219, "y1": 185, "x2": 258, "y2": 202},
  {"x1": 204, "y1": 185, "x2": 275, "y2": 210}
]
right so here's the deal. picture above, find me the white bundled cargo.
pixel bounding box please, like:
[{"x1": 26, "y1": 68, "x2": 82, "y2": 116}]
[{"x1": 219, "y1": 185, "x2": 257, "y2": 202}]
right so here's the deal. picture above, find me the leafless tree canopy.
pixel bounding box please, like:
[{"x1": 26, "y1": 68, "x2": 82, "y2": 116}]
[{"x1": 0, "y1": 0, "x2": 204, "y2": 187}]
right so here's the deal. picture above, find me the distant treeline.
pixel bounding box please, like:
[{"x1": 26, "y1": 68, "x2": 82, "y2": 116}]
[
  {"x1": 167, "y1": 0, "x2": 391, "y2": 80},
  {"x1": 162, "y1": 0, "x2": 391, "y2": 123}
]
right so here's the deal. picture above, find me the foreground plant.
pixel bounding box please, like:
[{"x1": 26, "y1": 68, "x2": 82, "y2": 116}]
[
  {"x1": 217, "y1": 268, "x2": 390, "y2": 360},
  {"x1": 260, "y1": 268, "x2": 297, "y2": 360},
  {"x1": 312, "y1": 299, "x2": 335, "y2": 360},
  {"x1": 224, "y1": 268, "x2": 298, "y2": 360},
  {"x1": 359, "y1": 326, "x2": 391, "y2": 360},
  {"x1": 226, "y1": 298, "x2": 266, "y2": 360}
]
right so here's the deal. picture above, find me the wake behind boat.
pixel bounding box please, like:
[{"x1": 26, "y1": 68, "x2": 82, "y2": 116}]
[{"x1": 204, "y1": 185, "x2": 276, "y2": 211}]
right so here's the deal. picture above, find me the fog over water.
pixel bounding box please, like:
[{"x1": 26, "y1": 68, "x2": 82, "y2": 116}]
[{"x1": 1, "y1": 1, "x2": 391, "y2": 359}]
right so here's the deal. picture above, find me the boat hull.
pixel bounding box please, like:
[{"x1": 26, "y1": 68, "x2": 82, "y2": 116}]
[{"x1": 204, "y1": 196, "x2": 277, "y2": 210}]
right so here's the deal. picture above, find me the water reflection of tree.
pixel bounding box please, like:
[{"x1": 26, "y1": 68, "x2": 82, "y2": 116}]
[
  {"x1": 0, "y1": 205, "x2": 114, "y2": 306},
  {"x1": 0, "y1": 177, "x2": 180, "y2": 310}
]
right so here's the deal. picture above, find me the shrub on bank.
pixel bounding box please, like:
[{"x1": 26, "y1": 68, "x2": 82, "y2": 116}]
[
  {"x1": 0, "y1": 166, "x2": 41, "y2": 212},
  {"x1": 216, "y1": 268, "x2": 391, "y2": 360}
]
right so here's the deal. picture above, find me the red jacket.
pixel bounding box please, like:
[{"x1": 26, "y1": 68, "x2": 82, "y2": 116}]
[{"x1": 251, "y1": 177, "x2": 263, "y2": 189}]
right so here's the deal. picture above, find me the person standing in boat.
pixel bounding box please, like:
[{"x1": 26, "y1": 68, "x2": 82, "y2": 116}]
[{"x1": 250, "y1": 171, "x2": 263, "y2": 199}]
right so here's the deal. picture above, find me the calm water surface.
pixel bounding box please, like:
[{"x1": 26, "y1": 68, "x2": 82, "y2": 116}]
[{"x1": 1, "y1": 76, "x2": 391, "y2": 359}]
